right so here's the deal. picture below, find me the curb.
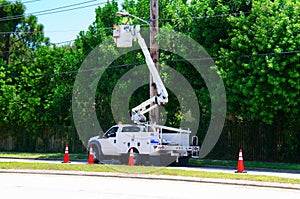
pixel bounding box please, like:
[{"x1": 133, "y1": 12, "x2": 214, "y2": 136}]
[{"x1": 1, "y1": 169, "x2": 299, "y2": 190}]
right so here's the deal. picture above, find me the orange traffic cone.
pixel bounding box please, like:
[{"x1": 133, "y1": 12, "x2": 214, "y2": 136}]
[
  {"x1": 62, "y1": 144, "x2": 71, "y2": 163},
  {"x1": 128, "y1": 147, "x2": 134, "y2": 166},
  {"x1": 235, "y1": 149, "x2": 246, "y2": 173},
  {"x1": 88, "y1": 145, "x2": 94, "y2": 164}
]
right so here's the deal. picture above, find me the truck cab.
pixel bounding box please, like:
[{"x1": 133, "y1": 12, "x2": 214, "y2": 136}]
[{"x1": 99, "y1": 124, "x2": 156, "y2": 156}]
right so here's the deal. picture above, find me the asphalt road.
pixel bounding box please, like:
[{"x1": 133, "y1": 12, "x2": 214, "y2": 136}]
[{"x1": 0, "y1": 172, "x2": 299, "y2": 199}]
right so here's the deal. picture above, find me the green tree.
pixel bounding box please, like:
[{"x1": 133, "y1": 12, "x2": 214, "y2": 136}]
[
  {"x1": 218, "y1": 0, "x2": 300, "y2": 124},
  {"x1": 0, "y1": 0, "x2": 25, "y2": 63},
  {"x1": 0, "y1": 3, "x2": 51, "y2": 150},
  {"x1": 217, "y1": 0, "x2": 300, "y2": 161}
]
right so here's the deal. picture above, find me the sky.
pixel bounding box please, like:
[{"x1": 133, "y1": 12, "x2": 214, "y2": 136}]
[{"x1": 21, "y1": 0, "x2": 124, "y2": 44}]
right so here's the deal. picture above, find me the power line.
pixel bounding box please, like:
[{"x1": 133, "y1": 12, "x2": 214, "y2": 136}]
[
  {"x1": 0, "y1": 0, "x2": 40, "y2": 7},
  {"x1": 155, "y1": 12, "x2": 251, "y2": 22},
  {"x1": 0, "y1": 0, "x2": 111, "y2": 22},
  {"x1": 0, "y1": 0, "x2": 99, "y2": 21},
  {"x1": 21, "y1": 0, "x2": 41, "y2": 4},
  {"x1": 28, "y1": 0, "x2": 98, "y2": 15},
  {"x1": 0, "y1": 27, "x2": 114, "y2": 46},
  {"x1": 0, "y1": 62, "x2": 139, "y2": 80},
  {"x1": 0, "y1": 26, "x2": 114, "y2": 34},
  {"x1": 0, "y1": 1, "x2": 93, "y2": 18},
  {"x1": 54, "y1": 39, "x2": 75, "y2": 45},
  {"x1": 1, "y1": 49, "x2": 299, "y2": 80},
  {"x1": 0, "y1": 31, "x2": 41, "y2": 34},
  {"x1": 151, "y1": 4, "x2": 299, "y2": 22},
  {"x1": 0, "y1": 5, "x2": 248, "y2": 23},
  {"x1": 161, "y1": 50, "x2": 300, "y2": 63}
]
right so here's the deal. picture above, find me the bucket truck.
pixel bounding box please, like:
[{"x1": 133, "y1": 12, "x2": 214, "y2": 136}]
[{"x1": 87, "y1": 24, "x2": 199, "y2": 166}]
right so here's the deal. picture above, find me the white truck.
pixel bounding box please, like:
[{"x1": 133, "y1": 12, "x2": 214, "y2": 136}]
[
  {"x1": 88, "y1": 123, "x2": 199, "y2": 165},
  {"x1": 88, "y1": 23, "x2": 199, "y2": 166}
]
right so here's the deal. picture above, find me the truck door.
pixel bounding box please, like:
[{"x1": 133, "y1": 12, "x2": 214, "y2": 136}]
[{"x1": 101, "y1": 126, "x2": 119, "y2": 155}]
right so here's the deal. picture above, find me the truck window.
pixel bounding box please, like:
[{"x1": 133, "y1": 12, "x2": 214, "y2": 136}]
[
  {"x1": 105, "y1": 127, "x2": 118, "y2": 138},
  {"x1": 121, "y1": 126, "x2": 141, "y2": 132}
]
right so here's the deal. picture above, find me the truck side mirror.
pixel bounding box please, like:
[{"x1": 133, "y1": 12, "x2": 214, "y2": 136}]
[
  {"x1": 99, "y1": 131, "x2": 104, "y2": 138},
  {"x1": 192, "y1": 136, "x2": 198, "y2": 146}
]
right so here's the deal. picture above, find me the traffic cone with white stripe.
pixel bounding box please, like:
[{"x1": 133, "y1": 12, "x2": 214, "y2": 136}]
[
  {"x1": 88, "y1": 145, "x2": 94, "y2": 164},
  {"x1": 235, "y1": 149, "x2": 246, "y2": 173},
  {"x1": 128, "y1": 147, "x2": 134, "y2": 166},
  {"x1": 62, "y1": 144, "x2": 71, "y2": 163}
]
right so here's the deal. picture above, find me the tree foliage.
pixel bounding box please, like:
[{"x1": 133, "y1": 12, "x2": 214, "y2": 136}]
[{"x1": 218, "y1": 0, "x2": 300, "y2": 125}]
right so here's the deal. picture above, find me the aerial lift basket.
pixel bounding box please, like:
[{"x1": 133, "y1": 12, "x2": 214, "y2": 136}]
[{"x1": 113, "y1": 24, "x2": 134, "y2": 48}]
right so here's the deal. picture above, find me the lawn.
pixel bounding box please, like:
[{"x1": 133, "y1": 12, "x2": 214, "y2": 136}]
[
  {"x1": 0, "y1": 162, "x2": 299, "y2": 185},
  {"x1": 0, "y1": 152, "x2": 299, "y2": 184}
]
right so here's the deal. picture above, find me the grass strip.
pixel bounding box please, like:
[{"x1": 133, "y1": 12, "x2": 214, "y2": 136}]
[
  {"x1": 1, "y1": 152, "x2": 299, "y2": 171},
  {"x1": 0, "y1": 152, "x2": 300, "y2": 171},
  {"x1": 0, "y1": 162, "x2": 299, "y2": 184},
  {"x1": 189, "y1": 159, "x2": 300, "y2": 171},
  {"x1": 0, "y1": 152, "x2": 86, "y2": 160}
]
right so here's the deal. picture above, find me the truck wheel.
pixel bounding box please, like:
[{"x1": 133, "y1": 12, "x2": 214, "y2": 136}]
[
  {"x1": 177, "y1": 156, "x2": 189, "y2": 166},
  {"x1": 89, "y1": 142, "x2": 103, "y2": 164},
  {"x1": 128, "y1": 148, "x2": 144, "y2": 165}
]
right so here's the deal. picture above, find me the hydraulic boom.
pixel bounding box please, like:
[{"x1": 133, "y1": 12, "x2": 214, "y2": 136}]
[{"x1": 113, "y1": 24, "x2": 168, "y2": 123}]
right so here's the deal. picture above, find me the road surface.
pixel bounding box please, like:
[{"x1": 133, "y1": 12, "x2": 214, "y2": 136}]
[{"x1": 0, "y1": 173, "x2": 299, "y2": 199}]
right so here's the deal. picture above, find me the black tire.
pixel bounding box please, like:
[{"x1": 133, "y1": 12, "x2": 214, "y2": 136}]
[
  {"x1": 127, "y1": 148, "x2": 145, "y2": 165},
  {"x1": 177, "y1": 156, "x2": 189, "y2": 166},
  {"x1": 89, "y1": 142, "x2": 103, "y2": 164},
  {"x1": 119, "y1": 152, "x2": 146, "y2": 165}
]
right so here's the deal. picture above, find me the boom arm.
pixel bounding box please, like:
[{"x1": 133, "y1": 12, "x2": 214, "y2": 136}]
[{"x1": 113, "y1": 25, "x2": 168, "y2": 123}]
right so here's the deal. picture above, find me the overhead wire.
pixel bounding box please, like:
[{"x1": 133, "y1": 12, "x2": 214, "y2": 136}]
[
  {"x1": 155, "y1": 11, "x2": 251, "y2": 22},
  {"x1": 1, "y1": 5, "x2": 297, "y2": 43},
  {"x1": 0, "y1": 62, "x2": 141, "y2": 80},
  {"x1": 0, "y1": 1, "x2": 298, "y2": 75},
  {"x1": 20, "y1": 0, "x2": 41, "y2": 4},
  {"x1": 0, "y1": 0, "x2": 111, "y2": 22},
  {"x1": 0, "y1": 0, "x2": 116, "y2": 44},
  {"x1": 162, "y1": 50, "x2": 300, "y2": 63},
  {"x1": 0, "y1": 26, "x2": 114, "y2": 35},
  {"x1": 27, "y1": 0, "x2": 98, "y2": 15},
  {"x1": 1, "y1": 49, "x2": 299, "y2": 80},
  {"x1": 0, "y1": 0, "x2": 40, "y2": 8},
  {"x1": 54, "y1": 39, "x2": 75, "y2": 45}
]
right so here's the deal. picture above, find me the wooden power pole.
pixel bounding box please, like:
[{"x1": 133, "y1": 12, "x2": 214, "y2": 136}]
[{"x1": 150, "y1": 0, "x2": 159, "y2": 124}]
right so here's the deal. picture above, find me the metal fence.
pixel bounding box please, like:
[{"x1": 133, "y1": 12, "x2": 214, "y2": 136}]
[
  {"x1": 0, "y1": 132, "x2": 86, "y2": 154},
  {"x1": 0, "y1": 122, "x2": 299, "y2": 163},
  {"x1": 206, "y1": 122, "x2": 300, "y2": 163}
]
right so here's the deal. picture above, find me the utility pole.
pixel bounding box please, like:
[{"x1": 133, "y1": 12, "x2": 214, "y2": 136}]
[{"x1": 150, "y1": 0, "x2": 159, "y2": 124}]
